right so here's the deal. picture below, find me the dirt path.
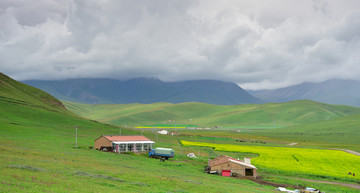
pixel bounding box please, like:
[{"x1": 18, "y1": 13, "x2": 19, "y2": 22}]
[
  {"x1": 340, "y1": 149, "x2": 360, "y2": 156},
  {"x1": 294, "y1": 178, "x2": 360, "y2": 189},
  {"x1": 287, "y1": 143, "x2": 298, "y2": 146},
  {"x1": 327, "y1": 148, "x2": 360, "y2": 156},
  {"x1": 241, "y1": 177, "x2": 305, "y2": 189},
  {"x1": 256, "y1": 173, "x2": 360, "y2": 190}
]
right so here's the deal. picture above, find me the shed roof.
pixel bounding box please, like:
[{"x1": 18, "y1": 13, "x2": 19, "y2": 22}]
[
  {"x1": 209, "y1": 155, "x2": 257, "y2": 169},
  {"x1": 101, "y1": 135, "x2": 152, "y2": 142}
]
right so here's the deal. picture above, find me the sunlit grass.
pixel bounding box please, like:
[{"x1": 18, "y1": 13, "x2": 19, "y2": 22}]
[{"x1": 181, "y1": 140, "x2": 360, "y2": 182}]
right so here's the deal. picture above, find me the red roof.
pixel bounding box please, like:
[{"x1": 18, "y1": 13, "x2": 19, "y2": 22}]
[{"x1": 103, "y1": 135, "x2": 152, "y2": 142}]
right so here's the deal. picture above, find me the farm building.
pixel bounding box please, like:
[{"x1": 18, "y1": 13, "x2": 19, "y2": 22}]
[
  {"x1": 207, "y1": 155, "x2": 257, "y2": 178},
  {"x1": 170, "y1": 131, "x2": 179, "y2": 136},
  {"x1": 95, "y1": 135, "x2": 155, "y2": 153},
  {"x1": 157, "y1": 129, "x2": 169, "y2": 135}
]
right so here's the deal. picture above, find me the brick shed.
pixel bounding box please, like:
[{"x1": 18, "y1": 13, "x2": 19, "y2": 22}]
[
  {"x1": 95, "y1": 135, "x2": 155, "y2": 153},
  {"x1": 208, "y1": 155, "x2": 257, "y2": 178}
]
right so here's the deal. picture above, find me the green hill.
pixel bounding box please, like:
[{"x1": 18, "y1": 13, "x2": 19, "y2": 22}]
[
  {"x1": 249, "y1": 113, "x2": 360, "y2": 151},
  {"x1": 0, "y1": 73, "x2": 66, "y2": 112},
  {"x1": 0, "y1": 73, "x2": 275, "y2": 192},
  {"x1": 63, "y1": 100, "x2": 360, "y2": 128}
]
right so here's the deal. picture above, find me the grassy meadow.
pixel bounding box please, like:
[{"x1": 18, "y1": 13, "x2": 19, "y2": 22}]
[
  {"x1": 64, "y1": 100, "x2": 360, "y2": 151},
  {"x1": 63, "y1": 100, "x2": 360, "y2": 128},
  {"x1": 0, "y1": 73, "x2": 277, "y2": 192},
  {"x1": 181, "y1": 141, "x2": 360, "y2": 182},
  {"x1": 2, "y1": 73, "x2": 360, "y2": 192}
]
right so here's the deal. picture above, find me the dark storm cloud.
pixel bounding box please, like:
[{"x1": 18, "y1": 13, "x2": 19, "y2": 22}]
[{"x1": 1, "y1": 0, "x2": 360, "y2": 89}]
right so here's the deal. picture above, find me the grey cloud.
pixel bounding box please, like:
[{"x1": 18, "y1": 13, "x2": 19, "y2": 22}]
[
  {"x1": 0, "y1": 0, "x2": 67, "y2": 26},
  {"x1": 1, "y1": 0, "x2": 360, "y2": 90}
]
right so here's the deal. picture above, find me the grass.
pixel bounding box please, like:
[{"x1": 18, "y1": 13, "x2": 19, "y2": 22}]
[
  {"x1": 181, "y1": 141, "x2": 360, "y2": 183},
  {"x1": 259, "y1": 173, "x2": 360, "y2": 193},
  {"x1": 0, "y1": 73, "x2": 276, "y2": 192},
  {"x1": 63, "y1": 100, "x2": 360, "y2": 128},
  {"x1": 135, "y1": 123, "x2": 198, "y2": 129},
  {"x1": 63, "y1": 100, "x2": 360, "y2": 151},
  {"x1": 247, "y1": 113, "x2": 360, "y2": 151},
  {"x1": 2, "y1": 73, "x2": 360, "y2": 192}
]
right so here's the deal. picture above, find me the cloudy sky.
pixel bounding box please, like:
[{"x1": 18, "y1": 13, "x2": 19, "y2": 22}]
[{"x1": 1, "y1": 0, "x2": 360, "y2": 90}]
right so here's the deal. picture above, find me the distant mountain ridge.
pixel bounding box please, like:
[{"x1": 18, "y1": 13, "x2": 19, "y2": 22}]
[
  {"x1": 248, "y1": 79, "x2": 360, "y2": 107},
  {"x1": 23, "y1": 78, "x2": 262, "y2": 105}
]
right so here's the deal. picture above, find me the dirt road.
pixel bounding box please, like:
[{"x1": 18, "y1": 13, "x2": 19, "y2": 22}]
[
  {"x1": 295, "y1": 178, "x2": 360, "y2": 189},
  {"x1": 253, "y1": 173, "x2": 360, "y2": 190}
]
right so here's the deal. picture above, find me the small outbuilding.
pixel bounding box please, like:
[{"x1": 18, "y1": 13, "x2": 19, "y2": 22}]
[
  {"x1": 169, "y1": 131, "x2": 179, "y2": 136},
  {"x1": 95, "y1": 135, "x2": 155, "y2": 153},
  {"x1": 157, "y1": 129, "x2": 169, "y2": 135},
  {"x1": 207, "y1": 155, "x2": 257, "y2": 178}
]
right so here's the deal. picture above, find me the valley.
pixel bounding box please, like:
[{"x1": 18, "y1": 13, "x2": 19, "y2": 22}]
[{"x1": 1, "y1": 73, "x2": 360, "y2": 192}]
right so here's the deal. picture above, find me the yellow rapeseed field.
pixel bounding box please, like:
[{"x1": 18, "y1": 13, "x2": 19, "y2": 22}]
[{"x1": 181, "y1": 140, "x2": 360, "y2": 180}]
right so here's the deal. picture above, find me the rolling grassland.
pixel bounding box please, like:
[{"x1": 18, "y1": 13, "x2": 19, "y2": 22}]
[
  {"x1": 0, "y1": 73, "x2": 276, "y2": 192},
  {"x1": 250, "y1": 113, "x2": 360, "y2": 151},
  {"x1": 181, "y1": 141, "x2": 360, "y2": 182},
  {"x1": 63, "y1": 100, "x2": 360, "y2": 128},
  {"x1": 64, "y1": 100, "x2": 360, "y2": 151},
  {"x1": 3, "y1": 73, "x2": 360, "y2": 192}
]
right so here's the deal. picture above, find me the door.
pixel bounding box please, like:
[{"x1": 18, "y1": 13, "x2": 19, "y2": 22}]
[
  {"x1": 222, "y1": 170, "x2": 231, "y2": 177},
  {"x1": 245, "y1": 169, "x2": 253, "y2": 176},
  {"x1": 127, "y1": 144, "x2": 134, "y2": 152}
]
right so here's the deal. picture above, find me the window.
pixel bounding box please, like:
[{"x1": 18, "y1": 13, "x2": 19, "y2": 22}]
[
  {"x1": 119, "y1": 144, "x2": 126, "y2": 152},
  {"x1": 143, "y1": 143, "x2": 148, "y2": 151},
  {"x1": 136, "y1": 143, "x2": 142, "y2": 151},
  {"x1": 144, "y1": 143, "x2": 152, "y2": 151},
  {"x1": 127, "y1": 144, "x2": 134, "y2": 151}
]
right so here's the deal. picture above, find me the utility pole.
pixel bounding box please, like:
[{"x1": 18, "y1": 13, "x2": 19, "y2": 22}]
[
  {"x1": 75, "y1": 127, "x2": 78, "y2": 149},
  {"x1": 119, "y1": 128, "x2": 122, "y2": 135}
]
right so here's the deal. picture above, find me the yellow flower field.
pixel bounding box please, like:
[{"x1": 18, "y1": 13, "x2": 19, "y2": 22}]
[{"x1": 181, "y1": 140, "x2": 360, "y2": 180}]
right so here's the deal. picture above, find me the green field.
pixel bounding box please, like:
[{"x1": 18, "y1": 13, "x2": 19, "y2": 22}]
[
  {"x1": 0, "y1": 73, "x2": 278, "y2": 192},
  {"x1": 181, "y1": 141, "x2": 360, "y2": 182},
  {"x1": 64, "y1": 100, "x2": 360, "y2": 151},
  {"x1": 135, "y1": 123, "x2": 198, "y2": 129},
  {"x1": 63, "y1": 100, "x2": 360, "y2": 128},
  {"x1": 2, "y1": 73, "x2": 360, "y2": 192}
]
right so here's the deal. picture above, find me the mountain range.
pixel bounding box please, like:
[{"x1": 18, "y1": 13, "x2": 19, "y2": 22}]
[
  {"x1": 23, "y1": 78, "x2": 262, "y2": 105},
  {"x1": 248, "y1": 79, "x2": 360, "y2": 107},
  {"x1": 22, "y1": 78, "x2": 360, "y2": 107}
]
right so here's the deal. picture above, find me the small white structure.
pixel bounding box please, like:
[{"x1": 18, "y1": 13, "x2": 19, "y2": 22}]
[
  {"x1": 157, "y1": 129, "x2": 169, "y2": 135},
  {"x1": 187, "y1": 153, "x2": 197, "y2": 158}
]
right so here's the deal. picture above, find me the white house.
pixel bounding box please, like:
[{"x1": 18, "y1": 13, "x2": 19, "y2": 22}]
[
  {"x1": 94, "y1": 135, "x2": 155, "y2": 152},
  {"x1": 157, "y1": 129, "x2": 169, "y2": 135}
]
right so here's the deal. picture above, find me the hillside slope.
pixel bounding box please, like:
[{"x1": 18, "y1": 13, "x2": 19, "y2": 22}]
[
  {"x1": 23, "y1": 78, "x2": 262, "y2": 105},
  {"x1": 63, "y1": 100, "x2": 360, "y2": 128},
  {"x1": 0, "y1": 73, "x2": 274, "y2": 192},
  {"x1": 250, "y1": 113, "x2": 360, "y2": 151},
  {"x1": 248, "y1": 79, "x2": 360, "y2": 107},
  {"x1": 1, "y1": 73, "x2": 65, "y2": 112}
]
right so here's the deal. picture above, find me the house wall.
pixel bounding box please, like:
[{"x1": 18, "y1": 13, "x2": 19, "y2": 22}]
[
  {"x1": 211, "y1": 161, "x2": 256, "y2": 177},
  {"x1": 94, "y1": 136, "x2": 111, "y2": 149}
]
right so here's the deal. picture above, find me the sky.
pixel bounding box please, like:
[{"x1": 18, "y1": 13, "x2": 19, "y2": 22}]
[{"x1": 1, "y1": 0, "x2": 360, "y2": 90}]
